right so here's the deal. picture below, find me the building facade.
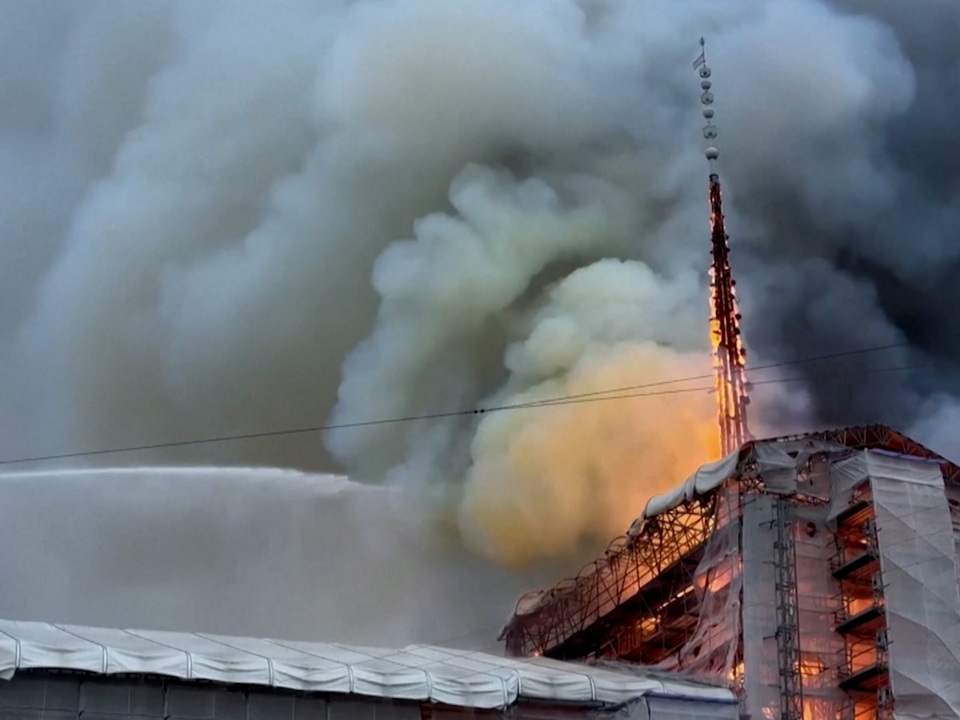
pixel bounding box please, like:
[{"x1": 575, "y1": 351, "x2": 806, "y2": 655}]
[{"x1": 500, "y1": 426, "x2": 960, "y2": 720}]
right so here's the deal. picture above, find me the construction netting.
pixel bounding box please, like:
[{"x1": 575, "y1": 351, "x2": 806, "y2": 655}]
[
  {"x1": 648, "y1": 483, "x2": 742, "y2": 678},
  {"x1": 740, "y1": 491, "x2": 850, "y2": 720},
  {"x1": 599, "y1": 440, "x2": 960, "y2": 720},
  {"x1": 502, "y1": 430, "x2": 960, "y2": 720},
  {"x1": 832, "y1": 452, "x2": 960, "y2": 720}
]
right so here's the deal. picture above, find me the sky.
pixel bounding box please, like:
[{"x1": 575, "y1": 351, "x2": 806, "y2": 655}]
[{"x1": 0, "y1": 0, "x2": 957, "y2": 647}]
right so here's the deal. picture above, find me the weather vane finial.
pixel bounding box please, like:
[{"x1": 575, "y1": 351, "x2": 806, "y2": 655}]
[{"x1": 694, "y1": 39, "x2": 719, "y2": 173}]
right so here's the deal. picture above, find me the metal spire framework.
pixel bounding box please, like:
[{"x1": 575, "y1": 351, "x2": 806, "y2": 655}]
[{"x1": 694, "y1": 39, "x2": 750, "y2": 456}]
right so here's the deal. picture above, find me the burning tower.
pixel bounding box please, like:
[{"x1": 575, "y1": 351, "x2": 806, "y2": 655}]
[
  {"x1": 695, "y1": 39, "x2": 750, "y2": 456},
  {"x1": 500, "y1": 43, "x2": 960, "y2": 720}
]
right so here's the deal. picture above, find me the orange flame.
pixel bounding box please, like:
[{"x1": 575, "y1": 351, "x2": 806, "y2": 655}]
[{"x1": 709, "y1": 268, "x2": 724, "y2": 458}]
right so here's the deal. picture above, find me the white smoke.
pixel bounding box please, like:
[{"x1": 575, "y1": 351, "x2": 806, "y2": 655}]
[
  {"x1": 0, "y1": 467, "x2": 561, "y2": 647},
  {"x1": 0, "y1": 0, "x2": 956, "y2": 643},
  {"x1": 327, "y1": 168, "x2": 718, "y2": 561}
]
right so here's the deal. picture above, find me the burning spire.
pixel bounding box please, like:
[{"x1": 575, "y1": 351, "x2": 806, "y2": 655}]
[{"x1": 694, "y1": 39, "x2": 751, "y2": 456}]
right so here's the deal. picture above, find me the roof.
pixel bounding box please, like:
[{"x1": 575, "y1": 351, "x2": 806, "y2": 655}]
[
  {"x1": 778, "y1": 424, "x2": 960, "y2": 484},
  {"x1": 633, "y1": 424, "x2": 960, "y2": 529},
  {"x1": 0, "y1": 620, "x2": 734, "y2": 710}
]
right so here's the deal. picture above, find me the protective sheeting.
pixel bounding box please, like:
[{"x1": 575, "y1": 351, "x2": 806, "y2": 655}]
[
  {"x1": 0, "y1": 620, "x2": 735, "y2": 710},
  {"x1": 827, "y1": 451, "x2": 867, "y2": 525},
  {"x1": 634, "y1": 453, "x2": 740, "y2": 529},
  {"x1": 938, "y1": 480, "x2": 960, "y2": 589},
  {"x1": 790, "y1": 502, "x2": 847, "y2": 720},
  {"x1": 743, "y1": 488, "x2": 851, "y2": 720},
  {"x1": 635, "y1": 437, "x2": 848, "y2": 693},
  {"x1": 632, "y1": 436, "x2": 843, "y2": 530},
  {"x1": 741, "y1": 494, "x2": 780, "y2": 720},
  {"x1": 833, "y1": 452, "x2": 960, "y2": 720},
  {"x1": 651, "y1": 486, "x2": 741, "y2": 678},
  {"x1": 750, "y1": 437, "x2": 845, "y2": 495}
]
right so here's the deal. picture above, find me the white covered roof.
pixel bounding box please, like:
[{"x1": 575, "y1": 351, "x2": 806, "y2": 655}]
[
  {"x1": 636, "y1": 451, "x2": 740, "y2": 525},
  {"x1": 0, "y1": 620, "x2": 734, "y2": 709},
  {"x1": 629, "y1": 435, "x2": 844, "y2": 534}
]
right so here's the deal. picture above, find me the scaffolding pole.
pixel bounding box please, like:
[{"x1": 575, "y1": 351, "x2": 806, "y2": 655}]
[{"x1": 773, "y1": 498, "x2": 804, "y2": 720}]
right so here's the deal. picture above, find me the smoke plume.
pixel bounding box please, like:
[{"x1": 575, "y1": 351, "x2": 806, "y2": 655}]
[
  {"x1": 0, "y1": 0, "x2": 958, "y2": 643},
  {"x1": 0, "y1": 467, "x2": 566, "y2": 649}
]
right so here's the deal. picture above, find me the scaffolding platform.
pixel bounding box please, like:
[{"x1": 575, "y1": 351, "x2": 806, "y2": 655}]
[
  {"x1": 833, "y1": 551, "x2": 879, "y2": 581},
  {"x1": 835, "y1": 497, "x2": 873, "y2": 529},
  {"x1": 835, "y1": 605, "x2": 885, "y2": 636},
  {"x1": 547, "y1": 542, "x2": 707, "y2": 660},
  {"x1": 840, "y1": 662, "x2": 888, "y2": 692}
]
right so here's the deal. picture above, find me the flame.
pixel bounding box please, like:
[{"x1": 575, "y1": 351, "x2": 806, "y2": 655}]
[
  {"x1": 709, "y1": 268, "x2": 724, "y2": 458},
  {"x1": 799, "y1": 656, "x2": 827, "y2": 676},
  {"x1": 707, "y1": 177, "x2": 749, "y2": 456},
  {"x1": 728, "y1": 660, "x2": 744, "y2": 683},
  {"x1": 846, "y1": 596, "x2": 873, "y2": 616},
  {"x1": 847, "y1": 639, "x2": 878, "y2": 672},
  {"x1": 459, "y1": 345, "x2": 717, "y2": 565}
]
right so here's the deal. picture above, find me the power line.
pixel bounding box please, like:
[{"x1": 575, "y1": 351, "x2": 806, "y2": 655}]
[
  {"x1": 0, "y1": 386, "x2": 709, "y2": 468},
  {"x1": 514, "y1": 364, "x2": 923, "y2": 415},
  {"x1": 0, "y1": 343, "x2": 917, "y2": 467},
  {"x1": 518, "y1": 341, "x2": 909, "y2": 407}
]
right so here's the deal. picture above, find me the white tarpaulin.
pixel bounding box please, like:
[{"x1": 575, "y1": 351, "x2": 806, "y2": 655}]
[
  {"x1": 832, "y1": 451, "x2": 960, "y2": 720},
  {"x1": 741, "y1": 494, "x2": 780, "y2": 720},
  {"x1": 634, "y1": 451, "x2": 741, "y2": 528},
  {"x1": 0, "y1": 620, "x2": 735, "y2": 710},
  {"x1": 635, "y1": 437, "x2": 844, "y2": 526}
]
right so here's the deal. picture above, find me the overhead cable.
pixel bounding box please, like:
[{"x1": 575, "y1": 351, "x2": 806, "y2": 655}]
[{"x1": 0, "y1": 342, "x2": 916, "y2": 466}]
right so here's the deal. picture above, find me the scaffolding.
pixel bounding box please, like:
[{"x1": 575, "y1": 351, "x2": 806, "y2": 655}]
[
  {"x1": 772, "y1": 498, "x2": 804, "y2": 720},
  {"x1": 831, "y1": 480, "x2": 890, "y2": 720},
  {"x1": 500, "y1": 426, "x2": 960, "y2": 720},
  {"x1": 503, "y1": 490, "x2": 722, "y2": 660}
]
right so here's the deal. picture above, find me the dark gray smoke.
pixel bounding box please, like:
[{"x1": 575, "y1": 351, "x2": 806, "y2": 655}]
[
  {"x1": 728, "y1": 0, "x2": 960, "y2": 455},
  {"x1": 0, "y1": 0, "x2": 958, "y2": 641}
]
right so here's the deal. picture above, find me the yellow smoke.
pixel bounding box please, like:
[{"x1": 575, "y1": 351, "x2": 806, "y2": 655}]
[{"x1": 458, "y1": 343, "x2": 717, "y2": 566}]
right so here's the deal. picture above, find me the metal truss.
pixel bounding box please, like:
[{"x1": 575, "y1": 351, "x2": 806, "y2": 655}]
[
  {"x1": 772, "y1": 498, "x2": 804, "y2": 720},
  {"x1": 707, "y1": 173, "x2": 750, "y2": 456},
  {"x1": 773, "y1": 425, "x2": 960, "y2": 486},
  {"x1": 500, "y1": 489, "x2": 722, "y2": 658}
]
